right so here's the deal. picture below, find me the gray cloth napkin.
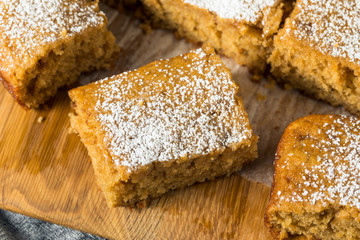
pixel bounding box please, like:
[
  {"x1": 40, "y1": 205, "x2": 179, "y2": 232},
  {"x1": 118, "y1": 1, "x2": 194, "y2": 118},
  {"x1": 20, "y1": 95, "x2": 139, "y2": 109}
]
[{"x1": 0, "y1": 210, "x2": 105, "y2": 240}]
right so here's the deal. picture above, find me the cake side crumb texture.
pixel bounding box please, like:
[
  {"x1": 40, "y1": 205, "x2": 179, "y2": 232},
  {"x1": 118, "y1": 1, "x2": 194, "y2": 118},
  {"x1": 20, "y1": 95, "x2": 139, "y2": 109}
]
[{"x1": 92, "y1": 47, "x2": 253, "y2": 171}]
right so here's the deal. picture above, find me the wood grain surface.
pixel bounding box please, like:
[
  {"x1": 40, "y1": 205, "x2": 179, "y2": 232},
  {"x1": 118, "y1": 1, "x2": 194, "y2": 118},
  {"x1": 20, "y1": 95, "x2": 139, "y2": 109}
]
[
  {"x1": 0, "y1": 82, "x2": 272, "y2": 239},
  {"x1": 0, "y1": 3, "x2": 350, "y2": 240}
]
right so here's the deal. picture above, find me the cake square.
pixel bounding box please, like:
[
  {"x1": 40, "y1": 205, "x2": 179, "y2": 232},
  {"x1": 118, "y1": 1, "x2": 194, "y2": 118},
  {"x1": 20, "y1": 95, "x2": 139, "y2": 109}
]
[
  {"x1": 266, "y1": 114, "x2": 360, "y2": 239},
  {"x1": 140, "y1": 0, "x2": 292, "y2": 75},
  {"x1": 0, "y1": 0, "x2": 119, "y2": 108},
  {"x1": 69, "y1": 46, "x2": 258, "y2": 207},
  {"x1": 269, "y1": 0, "x2": 360, "y2": 115}
]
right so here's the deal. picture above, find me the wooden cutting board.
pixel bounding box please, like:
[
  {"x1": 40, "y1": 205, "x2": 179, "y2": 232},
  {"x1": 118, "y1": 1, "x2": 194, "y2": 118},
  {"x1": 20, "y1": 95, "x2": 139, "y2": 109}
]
[
  {"x1": 0, "y1": 87, "x2": 271, "y2": 240},
  {"x1": 0, "y1": 5, "x2": 273, "y2": 240},
  {"x1": 0, "y1": 85, "x2": 269, "y2": 239},
  {"x1": 0, "y1": 3, "x2": 348, "y2": 240}
]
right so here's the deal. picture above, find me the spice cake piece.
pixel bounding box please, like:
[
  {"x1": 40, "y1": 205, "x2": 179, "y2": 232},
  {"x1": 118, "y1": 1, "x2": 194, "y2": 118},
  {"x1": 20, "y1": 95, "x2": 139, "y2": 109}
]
[
  {"x1": 265, "y1": 114, "x2": 360, "y2": 240},
  {"x1": 0, "y1": 0, "x2": 119, "y2": 108},
  {"x1": 69, "y1": 46, "x2": 258, "y2": 207},
  {"x1": 269, "y1": 0, "x2": 360, "y2": 115},
  {"x1": 140, "y1": 0, "x2": 293, "y2": 74}
]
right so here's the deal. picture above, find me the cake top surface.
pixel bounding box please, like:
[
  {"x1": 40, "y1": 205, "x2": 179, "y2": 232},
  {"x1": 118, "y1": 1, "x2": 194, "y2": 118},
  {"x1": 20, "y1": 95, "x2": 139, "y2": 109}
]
[
  {"x1": 182, "y1": 0, "x2": 280, "y2": 24},
  {"x1": 274, "y1": 115, "x2": 360, "y2": 209},
  {"x1": 288, "y1": 0, "x2": 360, "y2": 64},
  {"x1": 71, "y1": 47, "x2": 253, "y2": 171},
  {"x1": 0, "y1": 0, "x2": 105, "y2": 75}
]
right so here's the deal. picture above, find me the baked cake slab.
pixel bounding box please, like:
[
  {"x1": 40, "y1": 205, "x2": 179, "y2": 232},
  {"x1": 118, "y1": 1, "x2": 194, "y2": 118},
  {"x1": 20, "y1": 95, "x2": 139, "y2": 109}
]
[
  {"x1": 269, "y1": 0, "x2": 360, "y2": 115},
  {"x1": 0, "y1": 0, "x2": 119, "y2": 108},
  {"x1": 266, "y1": 114, "x2": 360, "y2": 239},
  {"x1": 69, "y1": 46, "x2": 258, "y2": 207},
  {"x1": 140, "y1": 0, "x2": 293, "y2": 74}
]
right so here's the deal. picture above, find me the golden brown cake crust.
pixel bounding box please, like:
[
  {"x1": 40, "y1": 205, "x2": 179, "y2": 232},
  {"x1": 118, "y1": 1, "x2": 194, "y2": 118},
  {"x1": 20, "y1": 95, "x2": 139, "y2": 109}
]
[
  {"x1": 69, "y1": 46, "x2": 258, "y2": 207},
  {"x1": 266, "y1": 114, "x2": 360, "y2": 240},
  {"x1": 0, "y1": 72, "x2": 21, "y2": 106}
]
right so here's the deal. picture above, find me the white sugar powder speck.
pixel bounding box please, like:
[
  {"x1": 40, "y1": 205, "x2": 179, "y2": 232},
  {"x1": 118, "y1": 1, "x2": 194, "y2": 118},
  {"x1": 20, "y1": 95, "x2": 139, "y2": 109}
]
[{"x1": 183, "y1": 0, "x2": 279, "y2": 24}]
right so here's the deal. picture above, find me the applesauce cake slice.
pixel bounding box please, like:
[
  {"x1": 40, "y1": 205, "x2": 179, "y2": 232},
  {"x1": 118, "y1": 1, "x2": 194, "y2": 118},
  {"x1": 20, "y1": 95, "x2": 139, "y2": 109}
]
[
  {"x1": 0, "y1": 0, "x2": 119, "y2": 108},
  {"x1": 69, "y1": 46, "x2": 258, "y2": 207},
  {"x1": 266, "y1": 114, "x2": 360, "y2": 240},
  {"x1": 139, "y1": 0, "x2": 293, "y2": 74},
  {"x1": 269, "y1": 0, "x2": 360, "y2": 115}
]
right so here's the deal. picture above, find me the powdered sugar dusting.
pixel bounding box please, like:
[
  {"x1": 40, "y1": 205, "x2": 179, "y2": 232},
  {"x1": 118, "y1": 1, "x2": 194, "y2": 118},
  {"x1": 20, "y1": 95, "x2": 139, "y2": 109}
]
[
  {"x1": 279, "y1": 115, "x2": 360, "y2": 208},
  {"x1": 182, "y1": 0, "x2": 279, "y2": 24},
  {"x1": 92, "y1": 48, "x2": 253, "y2": 170},
  {"x1": 291, "y1": 0, "x2": 360, "y2": 64},
  {"x1": 0, "y1": 0, "x2": 105, "y2": 73}
]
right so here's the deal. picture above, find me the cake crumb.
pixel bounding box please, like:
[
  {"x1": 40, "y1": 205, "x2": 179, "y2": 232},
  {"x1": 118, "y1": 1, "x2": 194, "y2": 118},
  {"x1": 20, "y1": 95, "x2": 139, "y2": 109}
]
[
  {"x1": 139, "y1": 23, "x2": 152, "y2": 34},
  {"x1": 37, "y1": 116, "x2": 45, "y2": 123},
  {"x1": 284, "y1": 83, "x2": 293, "y2": 90},
  {"x1": 251, "y1": 74, "x2": 263, "y2": 82},
  {"x1": 264, "y1": 78, "x2": 276, "y2": 90},
  {"x1": 68, "y1": 126, "x2": 76, "y2": 134}
]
